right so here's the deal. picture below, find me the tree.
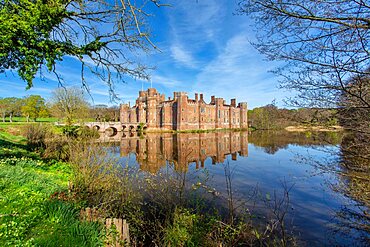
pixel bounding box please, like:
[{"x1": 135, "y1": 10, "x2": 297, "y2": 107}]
[
  {"x1": 0, "y1": 98, "x2": 7, "y2": 122},
  {"x1": 21, "y1": 95, "x2": 47, "y2": 122},
  {"x1": 0, "y1": 0, "x2": 167, "y2": 94},
  {"x1": 238, "y1": 0, "x2": 370, "y2": 109},
  {"x1": 90, "y1": 104, "x2": 120, "y2": 122},
  {"x1": 238, "y1": 1, "x2": 370, "y2": 239},
  {"x1": 0, "y1": 97, "x2": 24, "y2": 122},
  {"x1": 49, "y1": 87, "x2": 90, "y2": 125},
  {"x1": 6, "y1": 97, "x2": 24, "y2": 122}
]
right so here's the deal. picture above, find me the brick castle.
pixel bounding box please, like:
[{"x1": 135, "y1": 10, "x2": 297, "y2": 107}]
[{"x1": 120, "y1": 88, "x2": 248, "y2": 131}]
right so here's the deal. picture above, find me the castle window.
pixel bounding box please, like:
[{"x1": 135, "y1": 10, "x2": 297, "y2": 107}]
[
  {"x1": 218, "y1": 110, "x2": 220, "y2": 118},
  {"x1": 201, "y1": 108, "x2": 205, "y2": 113}
]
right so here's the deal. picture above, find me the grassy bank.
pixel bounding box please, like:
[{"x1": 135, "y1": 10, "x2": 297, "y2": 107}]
[{"x1": 0, "y1": 126, "x2": 103, "y2": 246}]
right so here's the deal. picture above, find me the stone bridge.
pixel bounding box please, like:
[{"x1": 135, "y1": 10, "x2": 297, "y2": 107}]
[{"x1": 85, "y1": 122, "x2": 147, "y2": 134}]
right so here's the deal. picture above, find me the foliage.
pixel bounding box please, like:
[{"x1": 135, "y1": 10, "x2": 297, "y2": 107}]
[
  {"x1": 90, "y1": 104, "x2": 120, "y2": 122},
  {"x1": 0, "y1": 97, "x2": 23, "y2": 122},
  {"x1": 248, "y1": 104, "x2": 338, "y2": 130},
  {"x1": 21, "y1": 95, "x2": 48, "y2": 122},
  {"x1": 24, "y1": 123, "x2": 50, "y2": 149},
  {"x1": 0, "y1": 0, "x2": 167, "y2": 94},
  {"x1": 49, "y1": 87, "x2": 90, "y2": 125}
]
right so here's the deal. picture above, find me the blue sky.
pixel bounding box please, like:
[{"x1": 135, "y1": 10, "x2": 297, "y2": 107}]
[{"x1": 0, "y1": 0, "x2": 292, "y2": 109}]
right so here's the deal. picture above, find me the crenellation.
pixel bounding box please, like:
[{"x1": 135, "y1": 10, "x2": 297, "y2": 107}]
[{"x1": 120, "y1": 88, "x2": 248, "y2": 131}]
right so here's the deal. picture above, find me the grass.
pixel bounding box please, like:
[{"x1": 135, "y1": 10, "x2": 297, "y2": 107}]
[
  {"x1": 2, "y1": 117, "x2": 59, "y2": 123},
  {"x1": 0, "y1": 127, "x2": 103, "y2": 246}
]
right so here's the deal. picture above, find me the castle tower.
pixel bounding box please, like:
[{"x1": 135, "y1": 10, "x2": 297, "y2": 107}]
[
  {"x1": 239, "y1": 102, "x2": 248, "y2": 129},
  {"x1": 146, "y1": 88, "x2": 159, "y2": 128},
  {"x1": 120, "y1": 104, "x2": 130, "y2": 123},
  {"x1": 175, "y1": 92, "x2": 188, "y2": 131},
  {"x1": 215, "y1": 98, "x2": 224, "y2": 129}
]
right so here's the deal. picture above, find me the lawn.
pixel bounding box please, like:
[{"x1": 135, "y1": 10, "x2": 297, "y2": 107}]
[{"x1": 2, "y1": 117, "x2": 59, "y2": 123}]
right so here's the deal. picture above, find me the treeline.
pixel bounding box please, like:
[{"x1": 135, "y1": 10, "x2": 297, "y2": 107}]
[
  {"x1": 0, "y1": 95, "x2": 48, "y2": 122},
  {"x1": 0, "y1": 88, "x2": 120, "y2": 123},
  {"x1": 248, "y1": 103, "x2": 338, "y2": 130}
]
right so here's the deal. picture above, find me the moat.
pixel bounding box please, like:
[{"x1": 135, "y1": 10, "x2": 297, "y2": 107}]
[{"x1": 103, "y1": 130, "x2": 368, "y2": 246}]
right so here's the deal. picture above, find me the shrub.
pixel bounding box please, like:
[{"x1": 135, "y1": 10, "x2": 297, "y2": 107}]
[{"x1": 23, "y1": 124, "x2": 50, "y2": 149}]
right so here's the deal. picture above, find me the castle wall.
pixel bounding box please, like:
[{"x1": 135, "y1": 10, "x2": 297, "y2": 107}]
[{"x1": 120, "y1": 88, "x2": 248, "y2": 131}]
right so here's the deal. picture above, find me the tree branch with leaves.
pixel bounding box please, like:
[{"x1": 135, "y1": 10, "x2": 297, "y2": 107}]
[{"x1": 0, "y1": 0, "x2": 168, "y2": 97}]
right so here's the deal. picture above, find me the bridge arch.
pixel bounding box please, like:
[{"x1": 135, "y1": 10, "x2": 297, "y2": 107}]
[
  {"x1": 92, "y1": 125, "x2": 100, "y2": 131},
  {"x1": 129, "y1": 125, "x2": 135, "y2": 131},
  {"x1": 105, "y1": 126, "x2": 118, "y2": 137}
]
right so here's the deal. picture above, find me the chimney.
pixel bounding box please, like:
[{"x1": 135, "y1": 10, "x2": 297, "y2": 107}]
[
  {"x1": 168, "y1": 97, "x2": 171, "y2": 100},
  {"x1": 200, "y1": 94, "x2": 204, "y2": 101},
  {"x1": 195, "y1": 93, "x2": 198, "y2": 102},
  {"x1": 231, "y1": 99, "x2": 236, "y2": 107},
  {"x1": 211, "y1": 96, "x2": 215, "y2": 104}
]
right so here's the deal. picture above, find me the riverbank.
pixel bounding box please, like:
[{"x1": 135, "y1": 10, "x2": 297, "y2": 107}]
[
  {"x1": 145, "y1": 127, "x2": 248, "y2": 134},
  {"x1": 285, "y1": 125, "x2": 343, "y2": 132}
]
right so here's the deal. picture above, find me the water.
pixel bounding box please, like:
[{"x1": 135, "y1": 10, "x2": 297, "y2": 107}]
[{"x1": 103, "y1": 130, "x2": 369, "y2": 246}]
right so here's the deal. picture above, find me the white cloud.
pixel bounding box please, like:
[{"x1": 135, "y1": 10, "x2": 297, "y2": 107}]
[
  {"x1": 192, "y1": 34, "x2": 285, "y2": 108},
  {"x1": 170, "y1": 44, "x2": 196, "y2": 68}
]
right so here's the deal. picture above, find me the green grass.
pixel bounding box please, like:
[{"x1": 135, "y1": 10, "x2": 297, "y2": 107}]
[
  {"x1": 0, "y1": 129, "x2": 104, "y2": 246},
  {"x1": 2, "y1": 117, "x2": 59, "y2": 123}
]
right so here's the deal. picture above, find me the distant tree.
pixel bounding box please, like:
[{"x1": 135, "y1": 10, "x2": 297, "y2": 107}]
[
  {"x1": 0, "y1": 0, "x2": 168, "y2": 95},
  {"x1": 21, "y1": 95, "x2": 47, "y2": 122},
  {"x1": 49, "y1": 87, "x2": 90, "y2": 125},
  {"x1": 91, "y1": 105, "x2": 120, "y2": 122},
  {"x1": 0, "y1": 98, "x2": 7, "y2": 122},
  {"x1": 0, "y1": 97, "x2": 24, "y2": 122},
  {"x1": 6, "y1": 97, "x2": 24, "y2": 122}
]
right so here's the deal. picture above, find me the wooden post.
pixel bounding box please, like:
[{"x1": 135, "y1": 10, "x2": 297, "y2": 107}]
[
  {"x1": 122, "y1": 220, "x2": 130, "y2": 245},
  {"x1": 105, "y1": 218, "x2": 130, "y2": 247},
  {"x1": 80, "y1": 208, "x2": 130, "y2": 246}
]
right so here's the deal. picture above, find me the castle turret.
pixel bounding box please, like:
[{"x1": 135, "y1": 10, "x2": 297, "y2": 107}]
[{"x1": 120, "y1": 104, "x2": 130, "y2": 123}]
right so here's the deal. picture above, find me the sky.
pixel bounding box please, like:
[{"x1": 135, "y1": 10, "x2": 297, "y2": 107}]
[{"x1": 0, "y1": 0, "x2": 292, "y2": 109}]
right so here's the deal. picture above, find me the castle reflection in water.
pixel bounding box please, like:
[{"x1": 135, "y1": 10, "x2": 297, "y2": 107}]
[{"x1": 119, "y1": 131, "x2": 248, "y2": 173}]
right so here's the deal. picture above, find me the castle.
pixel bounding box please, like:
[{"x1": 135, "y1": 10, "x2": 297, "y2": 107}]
[{"x1": 120, "y1": 88, "x2": 248, "y2": 131}]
